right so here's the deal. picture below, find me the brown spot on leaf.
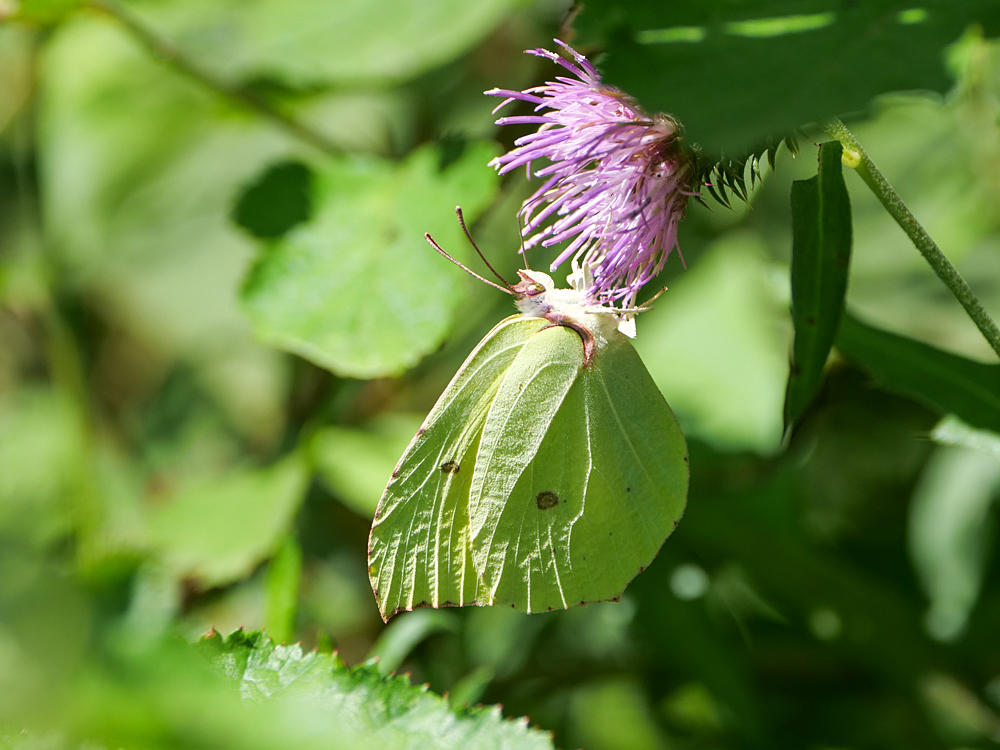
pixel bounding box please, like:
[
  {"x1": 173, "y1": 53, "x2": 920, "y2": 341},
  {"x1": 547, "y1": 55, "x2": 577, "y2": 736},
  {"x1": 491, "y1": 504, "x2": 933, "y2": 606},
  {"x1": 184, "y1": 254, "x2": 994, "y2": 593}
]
[
  {"x1": 536, "y1": 490, "x2": 559, "y2": 510},
  {"x1": 439, "y1": 460, "x2": 460, "y2": 474}
]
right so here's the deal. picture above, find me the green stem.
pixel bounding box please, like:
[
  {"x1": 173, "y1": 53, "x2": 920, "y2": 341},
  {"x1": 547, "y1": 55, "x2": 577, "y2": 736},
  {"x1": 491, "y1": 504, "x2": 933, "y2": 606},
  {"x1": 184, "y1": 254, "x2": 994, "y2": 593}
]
[
  {"x1": 84, "y1": 0, "x2": 340, "y2": 156},
  {"x1": 825, "y1": 119, "x2": 1000, "y2": 360}
]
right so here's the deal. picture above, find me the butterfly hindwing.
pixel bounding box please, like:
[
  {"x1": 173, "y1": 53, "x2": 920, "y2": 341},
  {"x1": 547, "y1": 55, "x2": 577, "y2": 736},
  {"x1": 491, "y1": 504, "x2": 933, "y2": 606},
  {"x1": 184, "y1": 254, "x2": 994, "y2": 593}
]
[
  {"x1": 368, "y1": 316, "x2": 547, "y2": 621},
  {"x1": 469, "y1": 324, "x2": 688, "y2": 612}
]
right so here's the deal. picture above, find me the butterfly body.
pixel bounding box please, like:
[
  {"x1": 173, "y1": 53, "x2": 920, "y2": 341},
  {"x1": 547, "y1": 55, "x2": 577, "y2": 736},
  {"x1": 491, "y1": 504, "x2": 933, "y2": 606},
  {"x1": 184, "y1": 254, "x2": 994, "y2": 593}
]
[{"x1": 368, "y1": 272, "x2": 688, "y2": 621}]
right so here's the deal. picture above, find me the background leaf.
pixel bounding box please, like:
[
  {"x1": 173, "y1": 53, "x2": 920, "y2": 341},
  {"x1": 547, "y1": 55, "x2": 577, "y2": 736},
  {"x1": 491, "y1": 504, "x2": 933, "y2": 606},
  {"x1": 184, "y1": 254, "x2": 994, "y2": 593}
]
[
  {"x1": 908, "y1": 444, "x2": 1000, "y2": 642},
  {"x1": 6, "y1": 0, "x2": 81, "y2": 25},
  {"x1": 232, "y1": 161, "x2": 314, "y2": 239},
  {"x1": 5, "y1": 4, "x2": 1000, "y2": 749},
  {"x1": 240, "y1": 142, "x2": 498, "y2": 378},
  {"x1": 784, "y1": 141, "x2": 853, "y2": 430},
  {"x1": 148, "y1": 457, "x2": 308, "y2": 588},
  {"x1": 140, "y1": 0, "x2": 526, "y2": 86},
  {"x1": 265, "y1": 535, "x2": 303, "y2": 644},
  {"x1": 837, "y1": 312, "x2": 1000, "y2": 433},
  {"x1": 574, "y1": 0, "x2": 1000, "y2": 155}
]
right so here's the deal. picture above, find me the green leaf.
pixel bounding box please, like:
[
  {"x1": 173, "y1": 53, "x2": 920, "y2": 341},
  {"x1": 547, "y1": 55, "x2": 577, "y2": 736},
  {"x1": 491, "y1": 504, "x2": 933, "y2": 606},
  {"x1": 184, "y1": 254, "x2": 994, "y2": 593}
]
[
  {"x1": 199, "y1": 629, "x2": 555, "y2": 750},
  {"x1": 145, "y1": 0, "x2": 523, "y2": 87},
  {"x1": 147, "y1": 457, "x2": 308, "y2": 588},
  {"x1": 265, "y1": 535, "x2": 303, "y2": 644},
  {"x1": 232, "y1": 161, "x2": 313, "y2": 239},
  {"x1": 784, "y1": 141, "x2": 853, "y2": 429},
  {"x1": 836, "y1": 312, "x2": 1000, "y2": 433},
  {"x1": 39, "y1": 17, "x2": 293, "y2": 444},
  {"x1": 311, "y1": 413, "x2": 425, "y2": 517},
  {"x1": 368, "y1": 609, "x2": 457, "y2": 675},
  {"x1": 634, "y1": 235, "x2": 790, "y2": 453},
  {"x1": 909, "y1": 445, "x2": 1000, "y2": 641},
  {"x1": 7, "y1": 0, "x2": 81, "y2": 25},
  {"x1": 241, "y1": 142, "x2": 498, "y2": 378},
  {"x1": 575, "y1": 0, "x2": 1000, "y2": 155}
]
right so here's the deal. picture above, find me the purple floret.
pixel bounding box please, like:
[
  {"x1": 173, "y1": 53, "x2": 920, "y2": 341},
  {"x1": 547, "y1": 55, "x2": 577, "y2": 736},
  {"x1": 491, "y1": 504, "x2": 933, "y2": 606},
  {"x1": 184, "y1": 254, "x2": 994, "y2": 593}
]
[{"x1": 487, "y1": 40, "x2": 694, "y2": 309}]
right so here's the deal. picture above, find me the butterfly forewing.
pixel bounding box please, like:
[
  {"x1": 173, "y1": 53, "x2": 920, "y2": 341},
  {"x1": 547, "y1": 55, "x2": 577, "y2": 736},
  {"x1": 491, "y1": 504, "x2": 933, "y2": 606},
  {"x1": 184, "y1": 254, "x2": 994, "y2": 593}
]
[
  {"x1": 470, "y1": 325, "x2": 688, "y2": 612},
  {"x1": 368, "y1": 316, "x2": 547, "y2": 621}
]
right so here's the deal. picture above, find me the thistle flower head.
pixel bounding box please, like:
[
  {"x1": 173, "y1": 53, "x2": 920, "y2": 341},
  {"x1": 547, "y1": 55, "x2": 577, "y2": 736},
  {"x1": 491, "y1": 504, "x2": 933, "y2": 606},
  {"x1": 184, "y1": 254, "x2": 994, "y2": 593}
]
[{"x1": 487, "y1": 40, "x2": 695, "y2": 311}]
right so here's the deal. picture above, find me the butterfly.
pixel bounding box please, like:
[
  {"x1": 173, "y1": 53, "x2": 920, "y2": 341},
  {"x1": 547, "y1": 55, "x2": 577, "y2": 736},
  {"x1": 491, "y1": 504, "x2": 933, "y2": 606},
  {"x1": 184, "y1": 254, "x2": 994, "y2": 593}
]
[{"x1": 368, "y1": 214, "x2": 688, "y2": 622}]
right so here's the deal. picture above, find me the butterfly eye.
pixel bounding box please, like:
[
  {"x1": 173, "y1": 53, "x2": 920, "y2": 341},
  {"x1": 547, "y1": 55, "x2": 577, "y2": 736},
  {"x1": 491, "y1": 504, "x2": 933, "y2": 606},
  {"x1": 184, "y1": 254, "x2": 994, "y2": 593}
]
[{"x1": 525, "y1": 283, "x2": 545, "y2": 296}]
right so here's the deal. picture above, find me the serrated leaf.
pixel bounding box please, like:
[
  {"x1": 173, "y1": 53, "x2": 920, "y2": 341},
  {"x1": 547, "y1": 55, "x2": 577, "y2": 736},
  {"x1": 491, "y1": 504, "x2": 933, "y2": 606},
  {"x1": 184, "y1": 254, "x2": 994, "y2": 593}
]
[
  {"x1": 198, "y1": 629, "x2": 555, "y2": 750},
  {"x1": 576, "y1": 0, "x2": 1000, "y2": 155},
  {"x1": 837, "y1": 312, "x2": 1000, "y2": 433},
  {"x1": 147, "y1": 457, "x2": 308, "y2": 588},
  {"x1": 784, "y1": 141, "x2": 853, "y2": 430},
  {"x1": 241, "y1": 142, "x2": 498, "y2": 378}
]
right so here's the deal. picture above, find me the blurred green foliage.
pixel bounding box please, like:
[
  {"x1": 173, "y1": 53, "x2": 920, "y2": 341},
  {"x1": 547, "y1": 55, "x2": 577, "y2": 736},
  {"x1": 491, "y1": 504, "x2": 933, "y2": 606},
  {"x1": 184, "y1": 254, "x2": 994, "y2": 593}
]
[{"x1": 2, "y1": 1, "x2": 1000, "y2": 749}]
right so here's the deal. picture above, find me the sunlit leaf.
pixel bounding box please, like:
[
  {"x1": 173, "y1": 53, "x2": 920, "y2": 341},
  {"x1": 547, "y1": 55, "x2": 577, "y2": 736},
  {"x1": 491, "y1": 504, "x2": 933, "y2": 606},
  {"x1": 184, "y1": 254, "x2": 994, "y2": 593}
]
[
  {"x1": 241, "y1": 142, "x2": 498, "y2": 378},
  {"x1": 39, "y1": 17, "x2": 293, "y2": 445},
  {"x1": 199, "y1": 629, "x2": 555, "y2": 750},
  {"x1": 575, "y1": 0, "x2": 1000, "y2": 155},
  {"x1": 141, "y1": 0, "x2": 523, "y2": 86},
  {"x1": 784, "y1": 141, "x2": 853, "y2": 430},
  {"x1": 634, "y1": 236, "x2": 789, "y2": 453},
  {"x1": 837, "y1": 312, "x2": 1000, "y2": 433}
]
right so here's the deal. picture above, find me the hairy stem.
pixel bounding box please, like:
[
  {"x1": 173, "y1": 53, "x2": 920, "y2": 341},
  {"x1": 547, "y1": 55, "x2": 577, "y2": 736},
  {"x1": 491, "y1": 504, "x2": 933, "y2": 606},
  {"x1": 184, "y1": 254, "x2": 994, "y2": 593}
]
[
  {"x1": 825, "y1": 118, "x2": 1000, "y2": 360},
  {"x1": 84, "y1": 0, "x2": 339, "y2": 155}
]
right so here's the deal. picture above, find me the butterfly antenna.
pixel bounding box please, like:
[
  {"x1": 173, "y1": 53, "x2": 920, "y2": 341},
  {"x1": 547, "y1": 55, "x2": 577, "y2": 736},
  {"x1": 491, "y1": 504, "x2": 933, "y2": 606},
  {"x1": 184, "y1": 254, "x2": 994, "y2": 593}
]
[
  {"x1": 454, "y1": 207, "x2": 516, "y2": 292},
  {"x1": 638, "y1": 284, "x2": 669, "y2": 308},
  {"x1": 424, "y1": 232, "x2": 514, "y2": 295}
]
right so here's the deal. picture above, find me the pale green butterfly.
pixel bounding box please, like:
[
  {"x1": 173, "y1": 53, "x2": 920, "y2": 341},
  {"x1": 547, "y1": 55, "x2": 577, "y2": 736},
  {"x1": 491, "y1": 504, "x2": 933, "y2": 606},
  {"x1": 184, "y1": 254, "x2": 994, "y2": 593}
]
[{"x1": 368, "y1": 217, "x2": 688, "y2": 621}]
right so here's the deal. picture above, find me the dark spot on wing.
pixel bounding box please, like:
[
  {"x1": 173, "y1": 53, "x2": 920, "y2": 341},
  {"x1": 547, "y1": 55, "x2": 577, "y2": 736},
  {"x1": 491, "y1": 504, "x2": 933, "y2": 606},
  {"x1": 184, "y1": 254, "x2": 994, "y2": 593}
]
[
  {"x1": 417, "y1": 428, "x2": 426, "y2": 436},
  {"x1": 536, "y1": 491, "x2": 559, "y2": 510},
  {"x1": 439, "y1": 460, "x2": 460, "y2": 474},
  {"x1": 625, "y1": 486, "x2": 631, "y2": 492}
]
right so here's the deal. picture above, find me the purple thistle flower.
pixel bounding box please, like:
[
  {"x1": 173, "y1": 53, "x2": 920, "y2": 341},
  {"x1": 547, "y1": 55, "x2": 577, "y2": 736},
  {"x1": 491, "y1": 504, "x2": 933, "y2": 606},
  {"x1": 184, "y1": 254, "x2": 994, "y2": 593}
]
[{"x1": 487, "y1": 40, "x2": 694, "y2": 310}]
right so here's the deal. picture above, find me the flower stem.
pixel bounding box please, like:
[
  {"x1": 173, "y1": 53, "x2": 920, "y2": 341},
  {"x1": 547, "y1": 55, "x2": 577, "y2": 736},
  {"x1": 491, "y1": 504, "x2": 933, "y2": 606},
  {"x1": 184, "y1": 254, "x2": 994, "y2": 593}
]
[
  {"x1": 83, "y1": 0, "x2": 340, "y2": 156},
  {"x1": 825, "y1": 118, "x2": 1000, "y2": 360}
]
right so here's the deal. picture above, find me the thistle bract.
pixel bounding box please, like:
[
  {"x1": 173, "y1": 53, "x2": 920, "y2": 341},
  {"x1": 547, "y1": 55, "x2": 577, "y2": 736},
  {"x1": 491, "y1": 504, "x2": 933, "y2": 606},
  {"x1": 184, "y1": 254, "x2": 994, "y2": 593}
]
[{"x1": 487, "y1": 41, "x2": 694, "y2": 310}]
